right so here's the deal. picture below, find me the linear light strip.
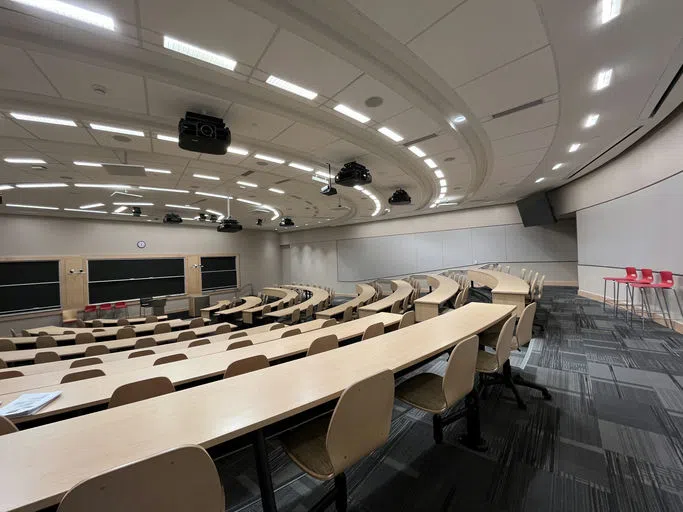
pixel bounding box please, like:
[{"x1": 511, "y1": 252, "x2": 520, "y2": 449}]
[
  {"x1": 266, "y1": 75, "x2": 317, "y2": 100},
  {"x1": 163, "y1": 36, "x2": 236, "y2": 71},
  {"x1": 11, "y1": 0, "x2": 116, "y2": 30},
  {"x1": 10, "y1": 112, "x2": 76, "y2": 126}
]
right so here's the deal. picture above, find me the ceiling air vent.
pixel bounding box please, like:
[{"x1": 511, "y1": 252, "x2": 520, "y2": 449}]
[
  {"x1": 491, "y1": 98, "x2": 544, "y2": 119},
  {"x1": 274, "y1": 178, "x2": 290, "y2": 184},
  {"x1": 103, "y1": 164, "x2": 145, "y2": 177},
  {"x1": 650, "y1": 62, "x2": 683, "y2": 118},
  {"x1": 241, "y1": 170, "x2": 254, "y2": 176},
  {"x1": 402, "y1": 133, "x2": 438, "y2": 147},
  {"x1": 567, "y1": 126, "x2": 642, "y2": 179}
]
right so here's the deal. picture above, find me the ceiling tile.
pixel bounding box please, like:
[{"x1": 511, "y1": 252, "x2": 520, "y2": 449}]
[
  {"x1": 494, "y1": 148, "x2": 547, "y2": 169},
  {"x1": 0, "y1": 116, "x2": 35, "y2": 139},
  {"x1": 0, "y1": 44, "x2": 58, "y2": 96},
  {"x1": 14, "y1": 123, "x2": 98, "y2": 146},
  {"x1": 456, "y1": 47, "x2": 557, "y2": 118},
  {"x1": 409, "y1": 0, "x2": 548, "y2": 88},
  {"x1": 315, "y1": 139, "x2": 368, "y2": 162},
  {"x1": 413, "y1": 134, "x2": 458, "y2": 156},
  {"x1": 257, "y1": 29, "x2": 362, "y2": 97},
  {"x1": 146, "y1": 80, "x2": 231, "y2": 121},
  {"x1": 483, "y1": 100, "x2": 558, "y2": 140},
  {"x1": 29, "y1": 52, "x2": 147, "y2": 114},
  {"x1": 227, "y1": 104, "x2": 294, "y2": 141},
  {"x1": 270, "y1": 123, "x2": 338, "y2": 152},
  {"x1": 382, "y1": 107, "x2": 441, "y2": 142},
  {"x1": 492, "y1": 125, "x2": 556, "y2": 157},
  {"x1": 87, "y1": 130, "x2": 152, "y2": 152},
  {"x1": 332, "y1": 74, "x2": 412, "y2": 122}
]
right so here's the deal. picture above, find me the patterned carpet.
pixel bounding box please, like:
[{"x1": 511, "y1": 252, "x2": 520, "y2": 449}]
[{"x1": 217, "y1": 287, "x2": 683, "y2": 512}]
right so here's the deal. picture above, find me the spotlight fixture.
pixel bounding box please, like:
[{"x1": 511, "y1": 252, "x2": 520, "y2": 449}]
[
  {"x1": 388, "y1": 188, "x2": 412, "y2": 206},
  {"x1": 198, "y1": 212, "x2": 207, "y2": 222},
  {"x1": 217, "y1": 197, "x2": 242, "y2": 233},
  {"x1": 132, "y1": 207, "x2": 142, "y2": 217},
  {"x1": 279, "y1": 217, "x2": 295, "y2": 227},
  {"x1": 208, "y1": 213, "x2": 218, "y2": 223},
  {"x1": 256, "y1": 218, "x2": 263, "y2": 226}
]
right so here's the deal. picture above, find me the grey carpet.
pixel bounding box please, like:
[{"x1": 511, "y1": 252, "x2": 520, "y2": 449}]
[{"x1": 218, "y1": 286, "x2": 683, "y2": 511}]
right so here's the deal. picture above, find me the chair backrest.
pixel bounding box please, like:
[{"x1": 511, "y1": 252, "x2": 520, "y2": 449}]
[
  {"x1": 189, "y1": 318, "x2": 204, "y2": 329},
  {"x1": 61, "y1": 369, "x2": 106, "y2": 384},
  {"x1": 625, "y1": 267, "x2": 637, "y2": 279},
  {"x1": 494, "y1": 316, "x2": 517, "y2": 370},
  {"x1": 326, "y1": 370, "x2": 394, "y2": 475},
  {"x1": 0, "y1": 359, "x2": 5, "y2": 369},
  {"x1": 176, "y1": 331, "x2": 196, "y2": 343},
  {"x1": 36, "y1": 335, "x2": 57, "y2": 348},
  {"x1": 70, "y1": 357, "x2": 103, "y2": 369},
  {"x1": 62, "y1": 309, "x2": 78, "y2": 323},
  {"x1": 63, "y1": 330, "x2": 75, "y2": 335},
  {"x1": 342, "y1": 307, "x2": 353, "y2": 322},
  {"x1": 91, "y1": 320, "x2": 104, "y2": 327},
  {"x1": 154, "y1": 353, "x2": 188, "y2": 366},
  {"x1": 93, "y1": 328, "x2": 105, "y2": 332},
  {"x1": 0, "y1": 339, "x2": 16, "y2": 351},
  {"x1": 321, "y1": 319, "x2": 337, "y2": 328},
  {"x1": 390, "y1": 301, "x2": 401, "y2": 314},
  {"x1": 145, "y1": 316, "x2": 158, "y2": 323},
  {"x1": 281, "y1": 328, "x2": 301, "y2": 338},
  {"x1": 154, "y1": 323, "x2": 172, "y2": 335},
  {"x1": 0, "y1": 370, "x2": 23, "y2": 380},
  {"x1": 660, "y1": 270, "x2": 674, "y2": 286},
  {"x1": 362, "y1": 322, "x2": 384, "y2": 341},
  {"x1": 401, "y1": 295, "x2": 411, "y2": 313},
  {"x1": 443, "y1": 335, "x2": 479, "y2": 407},
  {"x1": 515, "y1": 302, "x2": 537, "y2": 349},
  {"x1": 128, "y1": 349, "x2": 155, "y2": 359},
  {"x1": 214, "y1": 324, "x2": 232, "y2": 335},
  {"x1": 135, "y1": 337, "x2": 156, "y2": 349},
  {"x1": 74, "y1": 332, "x2": 96, "y2": 345},
  {"x1": 116, "y1": 327, "x2": 136, "y2": 340},
  {"x1": 35, "y1": 351, "x2": 60, "y2": 364},
  {"x1": 640, "y1": 268, "x2": 654, "y2": 283},
  {"x1": 398, "y1": 311, "x2": 415, "y2": 329},
  {"x1": 291, "y1": 308, "x2": 301, "y2": 323},
  {"x1": 262, "y1": 304, "x2": 271, "y2": 314},
  {"x1": 116, "y1": 318, "x2": 130, "y2": 326},
  {"x1": 223, "y1": 354, "x2": 269, "y2": 378},
  {"x1": 227, "y1": 339, "x2": 253, "y2": 350},
  {"x1": 188, "y1": 338, "x2": 211, "y2": 348},
  {"x1": 535, "y1": 275, "x2": 545, "y2": 300},
  {"x1": 520, "y1": 268, "x2": 527, "y2": 280},
  {"x1": 307, "y1": 334, "x2": 339, "y2": 356},
  {"x1": 84, "y1": 344, "x2": 109, "y2": 357},
  {"x1": 0, "y1": 415, "x2": 18, "y2": 436},
  {"x1": 56, "y1": 445, "x2": 223, "y2": 512},
  {"x1": 305, "y1": 305, "x2": 314, "y2": 319},
  {"x1": 528, "y1": 273, "x2": 538, "y2": 296},
  {"x1": 269, "y1": 323, "x2": 285, "y2": 331},
  {"x1": 109, "y1": 376, "x2": 174, "y2": 408}
]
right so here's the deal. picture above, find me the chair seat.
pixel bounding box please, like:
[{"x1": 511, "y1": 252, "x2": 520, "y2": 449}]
[
  {"x1": 395, "y1": 372, "x2": 446, "y2": 414},
  {"x1": 476, "y1": 351, "x2": 499, "y2": 373},
  {"x1": 280, "y1": 414, "x2": 334, "y2": 480}
]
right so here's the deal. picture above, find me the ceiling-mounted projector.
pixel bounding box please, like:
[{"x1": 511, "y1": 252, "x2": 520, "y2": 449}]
[
  {"x1": 163, "y1": 212, "x2": 182, "y2": 224},
  {"x1": 178, "y1": 111, "x2": 230, "y2": 155},
  {"x1": 132, "y1": 207, "x2": 142, "y2": 217},
  {"x1": 217, "y1": 217, "x2": 242, "y2": 233},
  {"x1": 335, "y1": 161, "x2": 372, "y2": 187},
  {"x1": 388, "y1": 188, "x2": 412, "y2": 205},
  {"x1": 320, "y1": 184, "x2": 337, "y2": 196},
  {"x1": 279, "y1": 217, "x2": 295, "y2": 227}
]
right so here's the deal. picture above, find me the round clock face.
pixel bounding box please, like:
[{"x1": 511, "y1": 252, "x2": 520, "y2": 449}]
[{"x1": 137, "y1": 240, "x2": 146, "y2": 249}]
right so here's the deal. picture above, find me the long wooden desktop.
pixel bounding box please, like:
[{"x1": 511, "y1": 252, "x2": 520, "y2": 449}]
[
  {"x1": 467, "y1": 269, "x2": 529, "y2": 316},
  {"x1": 315, "y1": 284, "x2": 376, "y2": 319},
  {"x1": 0, "y1": 303, "x2": 514, "y2": 512},
  {"x1": 413, "y1": 274, "x2": 460, "y2": 322},
  {"x1": 264, "y1": 285, "x2": 329, "y2": 322},
  {"x1": 215, "y1": 296, "x2": 262, "y2": 319},
  {"x1": 358, "y1": 280, "x2": 413, "y2": 317},
  {"x1": 83, "y1": 315, "x2": 168, "y2": 326},
  {"x1": 242, "y1": 288, "x2": 298, "y2": 324}
]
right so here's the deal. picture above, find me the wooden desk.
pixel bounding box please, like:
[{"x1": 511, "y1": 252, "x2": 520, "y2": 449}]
[
  {"x1": 316, "y1": 284, "x2": 375, "y2": 319},
  {"x1": 264, "y1": 286, "x2": 329, "y2": 321},
  {"x1": 467, "y1": 269, "x2": 529, "y2": 316},
  {"x1": 413, "y1": 275, "x2": 460, "y2": 322},
  {"x1": 200, "y1": 300, "x2": 232, "y2": 320},
  {"x1": 358, "y1": 280, "x2": 413, "y2": 317},
  {"x1": 0, "y1": 303, "x2": 513, "y2": 512},
  {"x1": 1, "y1": 322, "x2": 235, "y2": 365},
  {"x1": 83, "y1": 315, "x2": 168, "y2": 327},
  {"x1": 0, "y1": 313, "x2": 402, "y2": 422},
  {"x1": 242, "y1": 288, "x2": 298, "y2": 324},
  {"x1": 13, "y1": 318, "x2": 207, "y2": 347},
  {"x1": 215, "y1": 296, "x2": 262, "y2": 319}
]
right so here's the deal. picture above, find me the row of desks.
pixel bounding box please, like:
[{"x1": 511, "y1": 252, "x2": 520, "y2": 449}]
[
  {"x1": 0, "y1": 303, "x2": 514, "y2": 512},
  {"x1": 264, "y1": 285, "x2": 330, "y2": 321},
  {"x1": 83, "y1": 315, "x2": 168, "y2": 327},
  {"x1": 467, "y1": 269, "x2": 529, "y2": 316},
  {"x1": 359, "y1": 280, "x2": 413, "y2": 317},
  {"x1": 414, "y1": 274, "x2": 460, "y2": 322},
  {"x1": 242, "y1": 288, "x2": 299, "y2": 324},
  {"x1": 315, "y1": 284, "x2": 376, "y2": 319}
]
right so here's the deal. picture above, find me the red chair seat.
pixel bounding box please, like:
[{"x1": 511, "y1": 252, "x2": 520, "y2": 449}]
[{"x1": 114, "y1": 302, "x2": 127, "y2": 309}]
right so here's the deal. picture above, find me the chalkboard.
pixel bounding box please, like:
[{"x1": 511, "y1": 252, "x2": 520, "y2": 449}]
[
  {"x1": 0, "y1": 260, "x2": 60, "y2": 314},
  {"x1": 201, "y1": 256, "x2": 238, "y2": 292},
  {"x1": 89, "y1": 258, "x2": 184, "y2": 281}
]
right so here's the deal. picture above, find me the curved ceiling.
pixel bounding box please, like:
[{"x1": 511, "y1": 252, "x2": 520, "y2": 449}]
[{"x1": 0, "y1": 0, "x2": 681, "y2": 230}]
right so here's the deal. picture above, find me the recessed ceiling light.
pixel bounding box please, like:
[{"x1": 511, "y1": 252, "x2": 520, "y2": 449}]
[
  {"x1": 424, "y1": 158, "x2": 437, "y2": 169},
  {"x1": 594, "y1": 68, "x2": 613, "y2": 91},
  {"x1": 15, "y1": 183, "x2": 68, "y2": 188},
  {"x1": 236, "y1": 180, "x2": 257, "y2": 188},
  {"x1": 73, "y1": 161, "x2": 102, "y2": 167},
  {"x1": 601, "y1": 0, "x2": 621, "y2": 24},
  {"x1": 113, "y1": 206, "x2": 127, "y2": 213},
  {"x1": 377, "y1": 127, "x2": 404, "y2": 142},
  {"x1": 266, "y1": 75, "x2": 317, "y2": 100},
  {"x1": 535, "y1": 177, "x2": 546, "y2": 183},
  {"x1": 156, "y1": 134, "x2": 179, "y2": 143},
  {"x1": 568, "y1": 143, "x2": 581, "y2": 152},
  {"x1": 89, "y1": 123, "x2": 144, "y2": 137},
  {"x1": 333, "y1": 104, "x2": 370, "y2": 124},
  {"x1": 584, "y1": 113, "x2": 600, "y2": 128},
  {"x1": 452, "y1": 115, "x2": 467, "y2": 124},
  {"x1": 193, "y1": 173, "x2": 220, "y2": 181},
  {"x1": 11, "y1": 0, "x2": 116, "y2": 30},
  {"x1": 10, "y1": 112, "x2": 76, "y2": 126},
  {"x1": 6, "y1": 203, "x2": 58, "y2": 210},
  {"x1": 163, "y1": 36, "x2": 236, "y2": 71},
  {"x1": 408, "y1": 146, "x2": 426, "y2": 158},
  {"x1": 139, "y1": 186, "x2": 189, "y2": 193},
  {"x1": 552, "y1": 163, "x2": 564, "y2": 171},
  {"x1": 227, "y1": 146, "x2": 249, "y2": 155},
  {"x1": 440, "y1": 186, "x2": 447, "y2": 194},
  {"x1": 438, "y1": 179, "x2": 447, "y2": 187},
  {"x1": 75, "y1": 183, "x2": 130, "y2": 189},
  {"x1": 288, "y1": 162, "x2": 313, "y2": 172},
  {"x1": 79, "y1": 203, "x2": 105, "y2": 209},
  {"x1": 113, "y1": 202, "x2": 153, "y2": 206},
  {"x1": 268, "y1": 188, "x2": 285, "y2": 194},
  {"x1": 145, "y1": 168, "x2": 172, "y2": 174},
  {"x1": 236, "y1": 198, "x2": 261, "y2": 206},
  {"x1": 0, "y1": 185, "x2": 14, "y2": 191},
  {"x1": 254, "y1": 153, "x2": 284, "y2": 164},
  {"x1": 165, "y1": 204, "x2": 199, "y2": 210},
  {"x1": 195, "y1": 191, "x2": 232, "y2": 199},
  {"x1": 4, "y1": 158, "x2": 46, "y2": 164},
  {"x1": 64, "y1": 208, "x2": 107, "y2": 214},
  {"x1": 434, "y1": 169, "x2": 444, "y2": 179}
]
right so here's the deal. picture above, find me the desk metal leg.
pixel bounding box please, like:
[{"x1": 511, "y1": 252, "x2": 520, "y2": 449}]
[
  {"x1": 253, "y1": 429, "x2": 277, "y2": 512},
  {"x1": 458, "y1": 389, "x2": 487, "y2": 452}
]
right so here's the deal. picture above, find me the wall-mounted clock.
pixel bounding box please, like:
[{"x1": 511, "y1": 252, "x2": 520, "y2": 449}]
[{"x1": 137, "y1": 240, "x2": 146, "y2": 249}]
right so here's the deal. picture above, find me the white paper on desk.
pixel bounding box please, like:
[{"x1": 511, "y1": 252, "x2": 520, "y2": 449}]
[{"x1": 0, "y1": 391, "x2": 61, "y2": 419}]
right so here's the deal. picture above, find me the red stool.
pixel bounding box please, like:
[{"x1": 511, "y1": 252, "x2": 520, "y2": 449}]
[
  {"x1": 628, "y1": 269, "x2": 662, "y2": 329},
  {"x1": 84, "y1": 304, "x2": 98, "y2": 320},
  {"x1": 603, "y1": 267, "x2": 637, "y2": 316},
  {"x1": 99, "y1": 303, "x2": 113, "y2": 319},
  {"x1": 114, "y1": 301, "x2": 128, "y2": 318},
  {"x1": 645, "y1": 271, "x2": 682, "y2": 329}
]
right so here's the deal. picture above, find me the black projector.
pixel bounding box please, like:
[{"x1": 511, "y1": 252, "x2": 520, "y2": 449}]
[
  {"x1": 320, "y1": 184, "x2": 337, "y2": 196},
  {"x1": 217, "y1": 217, "x2": 242, "y2": 233},
  {"x1": 163, "y1": 212, "x2": 183, "y2": 224},
  {"x1": 388, "y1": 188, "x2": 411, "y2": 205},
  {"x1": 178, "y1": 111, "x2": 230, "y2": 155},
  {"x1": 279, "y1": 217, "x2": 295, "y2": 227},
  {"x1": 335, "y1": 161, "x2": 372, "y2": 187}
]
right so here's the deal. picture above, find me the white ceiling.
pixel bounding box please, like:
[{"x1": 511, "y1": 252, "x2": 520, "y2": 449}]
[{"x1": 0, "y1": 0, "x2": 681, "y2": 230}]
